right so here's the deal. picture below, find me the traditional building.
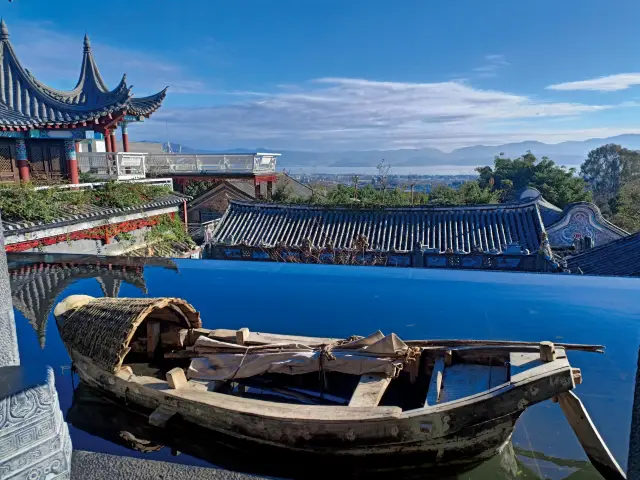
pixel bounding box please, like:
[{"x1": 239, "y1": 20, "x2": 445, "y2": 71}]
[
  {"x1": 0, "y1": 20, "x2": 166, "y2": 183},
  {"x1": 205, "y1": 188, "x2": 632, "y2": 273},
  {"x1": 521, "y1": 188, "x2": 628, "y2": 250},
  {"x1": 206, "y1": 198, "x2": 557, "y2": 272},
  {"x1": 2, "y1": 185, "x2": 190, "y2": 255},
  {"x1": 564, "y1": 232, "x2": 640, "y2": 277}
]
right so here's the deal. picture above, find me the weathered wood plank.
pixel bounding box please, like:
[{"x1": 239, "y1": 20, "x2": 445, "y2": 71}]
[
  {"x1": 236, "y1": 328, "x2": 250, "y2": 346},
  {"x1": 509, "y1": 352, "x2": 542, "y2": 379},
  {"x1": 406, "y1": 339, "x2": 604, "y2": 353},
  {"x1": 540, "y1": 341, "x2": 556, "y2": 362},
  {"x1": 146, "y1": 321, "x2": 161, "y2": 359},
  {"x1": 348, "y1": 374, "x2": 392, "y2": 408},
  {"x1": 425, "y1": 358, "x2": 445, "y2": 406},
  {"x1": 208, "y1": 329, "x2": 339, "y2": 346},
  {"x1": 161, "y1": 329, "x2": 188, "y2": 348},
  {"x1": 148, "y1": 406, "x2": 176, "y2": 428},
  {"x1": 558, "y1": 391, "x2": 626, "y2": 480},
  {"x1": 166, "y1": 367, "x2": 188, "y2": 390}
]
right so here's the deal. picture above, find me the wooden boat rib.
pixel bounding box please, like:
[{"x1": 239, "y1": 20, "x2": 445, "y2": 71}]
[{"x1": 53, "y1": 295, "x2": 624, "y2": 478}]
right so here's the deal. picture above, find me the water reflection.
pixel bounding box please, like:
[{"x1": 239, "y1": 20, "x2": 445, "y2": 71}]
[
  {"x1": 10, "y1": 254, "x2": 638, "y2": 478},
  {"x1": 8, "y1": 254, "x2": 177, "y2": 348},
  {"x1": 68, "y1": 381, "x2": 600, "y2": 479}
]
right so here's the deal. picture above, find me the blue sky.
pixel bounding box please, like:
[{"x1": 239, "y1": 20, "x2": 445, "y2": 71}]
[{"x1": 3, "y1": 0, "x2": 640, "y2": 151}]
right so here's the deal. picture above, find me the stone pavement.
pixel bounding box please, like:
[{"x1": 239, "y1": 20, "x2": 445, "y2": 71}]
[{"x1": 72, "y1": 451, "x2": 278, "y2": 480}]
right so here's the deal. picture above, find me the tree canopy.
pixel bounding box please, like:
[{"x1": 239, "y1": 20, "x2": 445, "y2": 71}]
[
  {"x1": 476, "y1": 152, "x2": 592, "y2": 208},
  {"x1": 581, "y1": 144, "x2": 640, "y2": 215},
  {"x1": 611, "y1": 179, "x2": 640, "y2": 233}
]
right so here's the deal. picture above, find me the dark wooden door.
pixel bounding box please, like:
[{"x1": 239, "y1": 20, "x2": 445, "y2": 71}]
[
  {"x1": 27, "y1": 141, "x2": 67, "y2": 182},
  {"x1": 0, "y1": 142, "x2": 19, "y2": 183}
]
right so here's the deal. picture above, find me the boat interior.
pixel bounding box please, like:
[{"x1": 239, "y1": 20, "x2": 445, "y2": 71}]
[{"x1": 119, "y1": 312, "x2": 561, "y2": 412}]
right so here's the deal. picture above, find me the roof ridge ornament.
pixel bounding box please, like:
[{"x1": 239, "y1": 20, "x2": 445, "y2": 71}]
[
  {"x1": 83, "y1": 33, "x2": 91, "y2": 52},
  {"x1": 1, "y1": 19, "x2": 9, "y2": 41}
]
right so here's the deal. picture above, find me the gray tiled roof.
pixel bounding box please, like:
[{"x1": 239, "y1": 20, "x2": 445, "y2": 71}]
[
  {"x1": 2, "y1": 192, "x2": 188, "y2": 236},
  {"x1": 212, "y1": 200, "x2": 546, "y2": 253},
  {"x1": 565, "y1": 232, "x2": 640, "y2": 277},
  {"x1": 0, "y1": 21, "x2": 166, "y2": 128}
]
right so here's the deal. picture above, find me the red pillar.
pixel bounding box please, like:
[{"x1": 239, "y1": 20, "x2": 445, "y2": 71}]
[
  {"x1": 121, "y1": 123, "x2": 130, "y2": 152},
  {"x1": 104, "y1": 130, "x2": 112, "y2": 152},
  {"x1": 183, "y1": 200, "x2": 188, "y2": 233},
  {"x1": 64, "y1": 140, "x2": 79, "y2": 184},
  {"x1": 15, "y1": 139, "x2": 29, "y2": 182},
  {"x1": 110, "y1": 132, "x2": 117, "y2": 153}
]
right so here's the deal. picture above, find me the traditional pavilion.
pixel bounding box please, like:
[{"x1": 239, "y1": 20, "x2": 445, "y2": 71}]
[{"x1": 0, "y1": 20, "x2": 166, "y2": 183}]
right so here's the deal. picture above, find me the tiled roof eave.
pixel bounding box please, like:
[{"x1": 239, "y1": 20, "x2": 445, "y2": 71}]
[{"x1": 2, "y1": 195, "x2": 186, "y2": 236}]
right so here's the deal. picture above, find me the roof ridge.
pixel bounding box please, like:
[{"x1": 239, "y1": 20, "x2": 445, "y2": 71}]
[
  {"x1": 227, "y1": 198, "x2": 542, "y2": 212},
  {"x1": 567, "y1": 230, "x2": 640, "y2": 259}
]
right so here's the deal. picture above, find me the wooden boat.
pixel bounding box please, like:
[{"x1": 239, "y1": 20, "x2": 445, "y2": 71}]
[{"x1": 54, "y1": 295, "x2": 626, "y2": 479}]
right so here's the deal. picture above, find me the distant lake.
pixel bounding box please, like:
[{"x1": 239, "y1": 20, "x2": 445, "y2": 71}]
[
  {"x1": 278, "y1": 164, "x2": 583, "y2": 176},
  {"x1": 9, "y1": 254, "x2": 639, "y2": 479}
]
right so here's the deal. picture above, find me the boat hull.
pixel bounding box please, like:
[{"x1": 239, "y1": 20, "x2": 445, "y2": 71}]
[{"x1": 73, "y1": 352, "x2": 520, "y2": 470}]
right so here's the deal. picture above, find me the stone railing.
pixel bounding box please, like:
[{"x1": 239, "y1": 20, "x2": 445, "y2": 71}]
[{"x1": 77, "y1": 152, "x2": 147, "y2": 180}]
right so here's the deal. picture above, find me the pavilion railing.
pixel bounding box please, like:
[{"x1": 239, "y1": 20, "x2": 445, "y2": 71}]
[
  {"x1": 145, "y1": 153, "x2": 277, "y2": 175},
  {"x1": 77, "y1": 152, "x2": 147, "y2": 180}
]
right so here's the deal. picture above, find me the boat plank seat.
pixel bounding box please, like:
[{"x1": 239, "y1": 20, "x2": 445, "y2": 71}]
[
  {"x1": 425, "y1": 357, "x2": 445, "y2": 406},
  {"x1": 438, "y1": 364, "x2": 508, "y2": 403},
  {"x1": 348, "y1": 374, "x2": 392, "y2": 408},
  {"x1": 510, "y1": 348, "x2": 566, "y2": 382}
]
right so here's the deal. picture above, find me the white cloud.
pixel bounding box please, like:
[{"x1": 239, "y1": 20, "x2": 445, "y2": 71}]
[
  {"x1": 473, "y1": 54, "x2": 509, "y2": 78},
  {"x1": 547, "y1": 73, "x2": 640, "y2": 92},
  {"x1": 7, "y1": 21, "x2": 635, "y2": 151},
  {"x1": 132, "y1": 77, "x2": 626, "y2": 150},
  {"x1": 7, "y1": 21, "x2": 212, "y2": 96}
]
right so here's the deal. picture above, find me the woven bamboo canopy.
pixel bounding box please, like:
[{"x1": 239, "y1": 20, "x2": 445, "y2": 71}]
[{"x1": 55, "y1": 296, "x2": 202, "y2": 373}]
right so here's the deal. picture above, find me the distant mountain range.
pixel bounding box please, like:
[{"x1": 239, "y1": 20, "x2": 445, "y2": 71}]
[{"x1": 139, "y1": 134, "x2": 640, "y2": 169}]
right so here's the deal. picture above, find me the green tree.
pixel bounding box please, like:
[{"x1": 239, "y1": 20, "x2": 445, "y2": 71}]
[
  {"x1": 612, "y1": 179, "x2": 640, "y2": 233},
  {"x1": 581, "y1": 144, "x2": 640, "y2": 212},
  {"x1": 477, "y1": 152, "x2": 591, "y2": 207},
  {"x1": 183, "y1": 180, "x2": 216, "y2": 198}
]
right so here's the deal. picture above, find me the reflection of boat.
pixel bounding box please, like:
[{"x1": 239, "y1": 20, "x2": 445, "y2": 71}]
[
  {"x1": 54, "y1": 295, "x2": 625, "y2": 478},
  {"x1": 68, "y1": 381, "x2": 540, "y2": 479}
]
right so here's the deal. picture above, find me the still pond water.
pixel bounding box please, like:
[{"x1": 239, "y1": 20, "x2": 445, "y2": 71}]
[{"x1": 9, "y1": 254, "x2": 640, "y2": 479}]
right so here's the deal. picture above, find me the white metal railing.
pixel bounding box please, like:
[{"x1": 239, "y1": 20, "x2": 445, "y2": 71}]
[
  {"x1": 35, "y1": 177, "x2": 174, "y2": 191},
  {"x1": 77, "y1": 152, "x2": 147, "y2": 180},
  {"x1": 145, "y1": 153, "x2": 278, "y2": 175}
]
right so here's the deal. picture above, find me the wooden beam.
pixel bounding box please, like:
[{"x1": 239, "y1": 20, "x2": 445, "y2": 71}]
[
  {"x1": 540, "y1": 341, "x2": 556, "y2": 362},
  {"x1": 166, "y1": 367, "x2": 188, "y2": 390},
  {"x1": 558, "y1": 391, "x2": 626, "y2": 480},
  {"x1": 426, "y1": 357, "x2": 445, "y2": 406},
  {"x1": 208, "y1": 328, "x2": 338, "y2": 346},
  {"x1": 148, "y1": 406, "x2": 176, "y2": 428},
  {"x1": 348, "y1": 374, "x2": 391, "y2": 408},
  {"x1": 147, "y1": 321, "x2": 161, "y2": 359},
  {"x1": 236, "y1": 328, "x2": 250, "y2": 345}
]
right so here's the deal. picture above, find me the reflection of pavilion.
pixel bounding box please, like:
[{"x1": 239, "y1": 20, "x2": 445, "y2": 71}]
[{"x1": 8, "y1": 256, "x2": 178, "y2": 348}]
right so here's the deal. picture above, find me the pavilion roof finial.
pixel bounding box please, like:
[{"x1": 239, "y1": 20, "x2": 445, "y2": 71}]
[
  {"x1": 1, "y1": 19, "x2": 9, "y2": 41},
  {"x1": 83, "y1": 33, "x2": 91, "y2": 51}
]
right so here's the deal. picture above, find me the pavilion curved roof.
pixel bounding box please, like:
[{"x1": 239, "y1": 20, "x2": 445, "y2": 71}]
[{"x1": 0, "y1": 20, "x2": 167, "y2": 129}]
